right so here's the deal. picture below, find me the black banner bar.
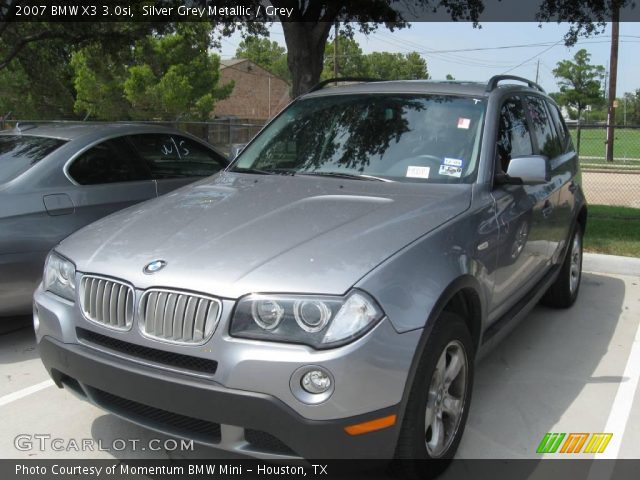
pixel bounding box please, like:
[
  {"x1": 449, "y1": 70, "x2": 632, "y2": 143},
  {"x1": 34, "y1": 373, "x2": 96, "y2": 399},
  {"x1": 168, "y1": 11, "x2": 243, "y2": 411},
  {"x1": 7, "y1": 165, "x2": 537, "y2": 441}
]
[{"x1": 2, "y1": 459, "x2": 640, "y2": 480}]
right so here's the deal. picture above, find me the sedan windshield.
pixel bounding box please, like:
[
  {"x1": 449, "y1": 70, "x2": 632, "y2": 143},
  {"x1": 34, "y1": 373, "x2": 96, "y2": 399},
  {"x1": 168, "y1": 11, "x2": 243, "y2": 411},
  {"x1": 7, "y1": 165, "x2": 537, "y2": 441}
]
[
  {"x1": 232, "y1": 94, "x2": 486, "y2": 183},
  {"x1": 0, "y1": 135, "x2": 67, "y2": 184}
]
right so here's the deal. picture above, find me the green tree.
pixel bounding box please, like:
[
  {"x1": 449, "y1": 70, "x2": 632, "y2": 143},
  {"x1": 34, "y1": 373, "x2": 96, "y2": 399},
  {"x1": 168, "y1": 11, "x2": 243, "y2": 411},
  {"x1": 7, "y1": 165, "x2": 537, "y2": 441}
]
[
  {"x1": 235, "y1": 36, "x2": 290, "y2": 81},
  {"x1": 70, "y1": 45, "x2": 131, "y2": 120},
  {"x1": 72, "y1": 24, "x2": 233, "y2": 121},
  {"x1": 616, "y1": 91, "x2": 640, "y2": 125},
  {"x1": 363, "y1": 51, "x2": 428, "y2": 80},
  {"x1": 273, "y1": 1, "x2": 484, "y2": 97},
  {"x1": 321, "y1": 35, "x2": 427, "y2": 81},
  {"x1": 322, "y1": 35, "x2": 368, "y2": 79},
  {"x1": 0, "y1": 40, "x2": 76, "y2": 119},
  {"x1": 552, "y1": 49, "x2": 605, "y2": 154}
]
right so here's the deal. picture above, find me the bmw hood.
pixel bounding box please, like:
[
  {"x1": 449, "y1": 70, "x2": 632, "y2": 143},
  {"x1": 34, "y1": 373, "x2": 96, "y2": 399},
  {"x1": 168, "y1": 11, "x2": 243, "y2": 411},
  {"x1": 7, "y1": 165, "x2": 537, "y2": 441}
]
[{"x1": 57, "y1": 173, "x2": 471, "y2": 299}]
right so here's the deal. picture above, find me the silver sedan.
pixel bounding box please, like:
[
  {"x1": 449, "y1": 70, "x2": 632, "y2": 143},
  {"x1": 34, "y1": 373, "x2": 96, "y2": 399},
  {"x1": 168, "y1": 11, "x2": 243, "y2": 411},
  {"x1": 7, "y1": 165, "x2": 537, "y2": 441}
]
[{"x1": 0, "y1": 122, "x2": 228, "y2": 317}]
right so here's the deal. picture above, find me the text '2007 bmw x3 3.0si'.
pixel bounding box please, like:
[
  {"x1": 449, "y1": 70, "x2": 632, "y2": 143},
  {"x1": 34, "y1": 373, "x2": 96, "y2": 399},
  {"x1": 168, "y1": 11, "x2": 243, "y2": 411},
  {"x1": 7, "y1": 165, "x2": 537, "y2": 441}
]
[{"x1": 35, "y1": 76, "x2": 586, "y2": 467}]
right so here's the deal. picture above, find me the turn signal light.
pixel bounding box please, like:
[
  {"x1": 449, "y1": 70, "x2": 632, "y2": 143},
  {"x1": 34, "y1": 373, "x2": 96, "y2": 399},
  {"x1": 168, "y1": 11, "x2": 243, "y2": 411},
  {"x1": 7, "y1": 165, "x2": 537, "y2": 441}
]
[{"x1": 344, "y1": 414, "x2": 397, "y2": 436}]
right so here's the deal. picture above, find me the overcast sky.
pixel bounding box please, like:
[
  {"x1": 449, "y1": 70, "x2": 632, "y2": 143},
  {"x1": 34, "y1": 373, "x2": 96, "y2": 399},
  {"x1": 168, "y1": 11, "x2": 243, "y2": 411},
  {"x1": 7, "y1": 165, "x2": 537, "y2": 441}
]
[{"x1": 217, "y1": 22, "x2": 640, "y2": 96}]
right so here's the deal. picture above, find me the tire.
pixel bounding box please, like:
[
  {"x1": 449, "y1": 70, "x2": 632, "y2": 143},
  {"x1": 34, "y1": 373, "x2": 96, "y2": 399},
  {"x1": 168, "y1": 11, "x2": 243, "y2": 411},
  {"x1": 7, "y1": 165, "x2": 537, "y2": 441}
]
[
  {"x1": 393, "y1": 312, "x2": 474, "y2": 478},
  {"x1": 541, "y1": 223, "x2": 583, "y2": 308}
]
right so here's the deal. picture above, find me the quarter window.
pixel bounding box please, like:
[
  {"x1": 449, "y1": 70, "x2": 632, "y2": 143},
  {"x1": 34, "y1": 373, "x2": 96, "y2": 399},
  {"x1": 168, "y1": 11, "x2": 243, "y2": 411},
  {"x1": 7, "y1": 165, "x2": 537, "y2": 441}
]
[
  {"x1": 546, "y1": 101, "x2": 571, "y2": 153},
  {"x1": 526, "y1": 95, "x2": 562, "y2": 158}
]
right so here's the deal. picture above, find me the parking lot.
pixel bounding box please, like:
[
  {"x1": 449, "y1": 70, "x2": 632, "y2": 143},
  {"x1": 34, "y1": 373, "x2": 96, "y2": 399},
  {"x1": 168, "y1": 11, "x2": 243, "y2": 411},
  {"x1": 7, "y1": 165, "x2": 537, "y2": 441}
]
[{"x1": 0, "y1": 258, "x2": 638, "y2": 461}]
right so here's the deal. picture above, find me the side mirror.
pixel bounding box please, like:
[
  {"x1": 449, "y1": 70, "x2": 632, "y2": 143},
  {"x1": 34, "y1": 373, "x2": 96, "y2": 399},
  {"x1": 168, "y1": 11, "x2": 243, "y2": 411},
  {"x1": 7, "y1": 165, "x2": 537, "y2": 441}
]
[
  {"x1": 230, "y1": 143, "x2": 247, "y2": 159},
  {"x1": 501, "y1": 155, "x2": 548, "y2": 185}
]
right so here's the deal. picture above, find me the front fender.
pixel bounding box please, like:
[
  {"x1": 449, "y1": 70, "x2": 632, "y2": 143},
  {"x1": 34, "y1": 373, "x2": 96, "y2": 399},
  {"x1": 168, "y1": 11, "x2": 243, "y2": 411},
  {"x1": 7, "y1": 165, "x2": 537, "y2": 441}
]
[{"x1": 355, "y1": 210, "x2": 493, "y2": 334}]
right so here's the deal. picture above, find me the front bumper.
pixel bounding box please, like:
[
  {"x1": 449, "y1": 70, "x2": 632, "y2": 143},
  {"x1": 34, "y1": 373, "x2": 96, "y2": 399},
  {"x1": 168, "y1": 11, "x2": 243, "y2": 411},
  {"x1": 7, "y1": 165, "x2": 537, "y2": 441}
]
[
  {"x1": 39, "y1": 335, "x2": 400, "y2": 459},
  {"x1": 34, "y1": 285, "x2": 422, "y2": 459}
]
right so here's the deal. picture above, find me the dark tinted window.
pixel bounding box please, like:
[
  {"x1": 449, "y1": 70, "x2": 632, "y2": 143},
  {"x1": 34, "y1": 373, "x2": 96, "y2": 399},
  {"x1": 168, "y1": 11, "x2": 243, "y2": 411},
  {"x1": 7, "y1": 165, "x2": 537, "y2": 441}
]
[
  {"x1": 496, "y1": 96, "x2": 533, "y2": 172},
  {"x1": 69, "y1": 137, "x2": 151, "y2": 185},
  {"x1": 0, "y1": 135, "x2": 66, "y2": 183},
  {"x1": 546, "y1": 101, "x2": 571, "y2": 153},
  {"x1": 128, "y1": 134, "x2": 227, "y2": 179},
  {"x1": 233, "y1": 94, "x2": 486, "y2": 183},
  {"x1": 526, "y1": 95, "x2": 562, "y2": 158}
]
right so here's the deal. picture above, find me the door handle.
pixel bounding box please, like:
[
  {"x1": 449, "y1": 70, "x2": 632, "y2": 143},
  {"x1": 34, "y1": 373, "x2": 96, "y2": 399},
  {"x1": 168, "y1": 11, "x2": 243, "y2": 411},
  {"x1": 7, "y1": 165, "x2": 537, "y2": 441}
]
[
  {"x1": 568, "y1": 181, "x2": 578, "y2": 194},
  {"x1": 542, "y1": 200, "x2": 553, "y2": 218}
]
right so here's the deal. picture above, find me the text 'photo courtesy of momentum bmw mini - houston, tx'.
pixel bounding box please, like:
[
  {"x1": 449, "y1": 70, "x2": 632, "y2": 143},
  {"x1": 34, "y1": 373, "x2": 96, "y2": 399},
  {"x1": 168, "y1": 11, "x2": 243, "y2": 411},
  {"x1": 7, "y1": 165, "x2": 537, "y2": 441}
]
[{"x1": 34, "y1": 76, "x2": 586, "y2": 472}]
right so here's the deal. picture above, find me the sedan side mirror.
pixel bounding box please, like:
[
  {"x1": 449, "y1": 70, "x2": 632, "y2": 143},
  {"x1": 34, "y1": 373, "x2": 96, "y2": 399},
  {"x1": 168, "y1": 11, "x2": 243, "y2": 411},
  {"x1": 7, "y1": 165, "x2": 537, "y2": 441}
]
[
  {"x1": 497, "y1": 155, "x2": 549, "y2": 186},
  {"x1": 230, "y1": 143, "x2": 247, "y2": 159}
]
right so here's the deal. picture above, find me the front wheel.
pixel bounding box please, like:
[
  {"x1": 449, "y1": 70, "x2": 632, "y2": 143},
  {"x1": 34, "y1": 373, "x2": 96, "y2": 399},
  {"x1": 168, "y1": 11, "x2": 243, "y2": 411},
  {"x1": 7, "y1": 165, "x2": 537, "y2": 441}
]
[
  {"x1": 541, "y1": 223, "x2": 583, "y2": 308},
  {"x1": 394, "y1": 312, "x2": 474, "y2": 477}
]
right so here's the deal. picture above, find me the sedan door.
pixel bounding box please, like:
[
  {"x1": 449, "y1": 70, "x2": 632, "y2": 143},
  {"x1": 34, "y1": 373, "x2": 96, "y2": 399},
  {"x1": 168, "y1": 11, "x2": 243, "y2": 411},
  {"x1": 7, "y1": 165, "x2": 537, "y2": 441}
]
[
  {"x1": 62, "y1": 136, "x2": 158, "y2": 231},
  {"x1": 489, "y1": 95, "x2": 555, "y2": 320},
  {"x1": 126, "y1": 134, "x2": 228, "y2": 196}
]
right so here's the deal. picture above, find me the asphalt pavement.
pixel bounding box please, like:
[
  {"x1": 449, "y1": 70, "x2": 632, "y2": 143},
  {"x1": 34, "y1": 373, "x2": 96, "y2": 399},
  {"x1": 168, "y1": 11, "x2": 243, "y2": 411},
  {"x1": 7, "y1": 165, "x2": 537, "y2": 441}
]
[{"x1": 0, "y1": 253, "x2": 638, "y2": 460}]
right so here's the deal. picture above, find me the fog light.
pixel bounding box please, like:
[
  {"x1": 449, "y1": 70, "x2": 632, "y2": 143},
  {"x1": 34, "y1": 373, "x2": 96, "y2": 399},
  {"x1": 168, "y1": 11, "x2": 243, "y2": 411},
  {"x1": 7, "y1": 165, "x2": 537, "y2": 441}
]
[{"x1": 301, "y1": 370, "x2": 331, "y2": 394}]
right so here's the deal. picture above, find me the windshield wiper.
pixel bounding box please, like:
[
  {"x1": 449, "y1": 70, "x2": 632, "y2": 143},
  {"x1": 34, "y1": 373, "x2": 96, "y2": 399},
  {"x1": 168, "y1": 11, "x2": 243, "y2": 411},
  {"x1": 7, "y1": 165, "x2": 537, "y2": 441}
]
[
  {"x1": 231, "y1": 167, "x2": 297, "y2": 176},
  {"x1": 298, "y1": 171, "x2": 391, "y2": 182},
  {"x1": 231, "y1": 167, "x2": 274, "y2": 175}
]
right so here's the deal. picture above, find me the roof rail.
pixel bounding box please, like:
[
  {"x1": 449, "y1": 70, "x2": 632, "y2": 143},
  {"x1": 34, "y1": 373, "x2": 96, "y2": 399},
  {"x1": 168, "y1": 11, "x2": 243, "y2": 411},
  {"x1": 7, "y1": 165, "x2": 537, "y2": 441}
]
[
  {"x1": 308, "y1": 77, "x2": 382, "y2": 93},
  {"x1": 486, "y1": 75, "x2": 545, "y2": 93}
]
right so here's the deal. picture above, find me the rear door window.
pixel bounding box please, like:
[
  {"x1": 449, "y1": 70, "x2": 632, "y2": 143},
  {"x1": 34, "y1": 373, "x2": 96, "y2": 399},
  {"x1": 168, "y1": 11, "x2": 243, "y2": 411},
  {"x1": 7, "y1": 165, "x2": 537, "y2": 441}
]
[
  {"x1": 128, "y1": 134, "x2": 227, "y2": 179},
  {"x1": 496, "y1": 96, "x2": 533, "y2": 172},
  {"x1": 0, "y1": 135, "x2": 67, "y2": 183},
  {"x1": 68, "y1": 137, "x2": 152, "y2": 185}
]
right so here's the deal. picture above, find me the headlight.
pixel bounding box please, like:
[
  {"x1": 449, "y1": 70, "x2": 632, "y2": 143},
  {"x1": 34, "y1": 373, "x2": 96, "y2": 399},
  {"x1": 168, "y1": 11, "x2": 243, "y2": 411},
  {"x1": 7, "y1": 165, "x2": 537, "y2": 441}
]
[
  {"x1": 230, "y1": 290, "x2": 384, "y2": 349},
  {"x1": 43, "y1": 251, "x2": 77, "y2": 302}
]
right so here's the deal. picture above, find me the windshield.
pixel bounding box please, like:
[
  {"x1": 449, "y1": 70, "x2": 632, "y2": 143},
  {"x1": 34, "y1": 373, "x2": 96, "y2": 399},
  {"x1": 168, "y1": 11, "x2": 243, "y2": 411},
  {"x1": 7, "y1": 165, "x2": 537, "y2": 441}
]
[
  {"x1": 231, "y1": 94, "x2": 486, "y2": 183},
  {"x1": 0, "y1": 135, "x2": 67, "y2": 184}
]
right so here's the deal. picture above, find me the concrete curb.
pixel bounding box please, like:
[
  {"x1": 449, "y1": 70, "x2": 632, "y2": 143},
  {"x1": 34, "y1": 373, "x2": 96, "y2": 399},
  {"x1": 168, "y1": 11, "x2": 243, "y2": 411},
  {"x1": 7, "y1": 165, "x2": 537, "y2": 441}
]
[{"x1": 583, "y1": 252, "x2": 640, "y2": 277}]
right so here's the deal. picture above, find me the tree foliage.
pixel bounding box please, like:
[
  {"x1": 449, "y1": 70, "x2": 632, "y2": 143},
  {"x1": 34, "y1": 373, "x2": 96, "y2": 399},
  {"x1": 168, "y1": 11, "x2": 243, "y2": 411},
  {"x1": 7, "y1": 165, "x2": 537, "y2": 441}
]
[
  {"x1": 235, "y1": 36, "x2": 290, "y2": 81},
  {"x1": 552, "y1": 49, "x2": 605, "y2": 120},
  {"x1": 536, "y1": 0, "x2": 634, "y2": 46},
  {"x1": 272, "y1": 0, "x2": 484, "y2": 96},
  {"x1": 72, "y1": 24, "x2": 233, "y2": 121}
]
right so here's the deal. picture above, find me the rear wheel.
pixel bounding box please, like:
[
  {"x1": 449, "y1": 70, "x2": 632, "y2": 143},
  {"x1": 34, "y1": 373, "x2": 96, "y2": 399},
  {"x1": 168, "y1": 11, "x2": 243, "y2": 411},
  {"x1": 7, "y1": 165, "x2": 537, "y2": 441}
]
[
  {"x1": 541, "y1": 224, "x2": 583, "y2": 308},
  {"x1": 394, "y1": 312, "x2": 474, "y2": 477}
]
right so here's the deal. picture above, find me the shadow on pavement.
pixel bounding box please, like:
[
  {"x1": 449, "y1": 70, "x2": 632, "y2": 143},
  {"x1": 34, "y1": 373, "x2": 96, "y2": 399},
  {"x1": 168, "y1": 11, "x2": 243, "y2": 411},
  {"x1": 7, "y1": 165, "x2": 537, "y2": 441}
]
[
  {"x1": 0, "y1": 320, "x2": 39, "y2": 365},
  {"x1": 459, "y1": 272, "x2": 627, "y2": 458}
]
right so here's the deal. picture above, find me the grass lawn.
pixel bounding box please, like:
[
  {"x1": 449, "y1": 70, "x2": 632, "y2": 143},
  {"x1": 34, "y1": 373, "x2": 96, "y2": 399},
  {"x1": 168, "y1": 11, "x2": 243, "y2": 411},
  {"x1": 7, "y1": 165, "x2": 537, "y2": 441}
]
[
  {"x1": 584, "y1": 204, "x2": 640, "y2": 257},
  {"x1": 571, "y1": 127, "x2": 640, "y2": 165}
]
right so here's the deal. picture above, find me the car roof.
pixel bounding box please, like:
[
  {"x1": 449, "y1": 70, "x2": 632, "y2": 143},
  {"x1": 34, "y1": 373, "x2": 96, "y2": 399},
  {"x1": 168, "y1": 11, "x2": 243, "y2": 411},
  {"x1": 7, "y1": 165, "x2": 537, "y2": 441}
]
[
  {"x1": 301, "y1": 79, "x2": 547, "y2": 100},
  {"x1": 0, "y1": 122, "x2": 183, "y2": 141}
]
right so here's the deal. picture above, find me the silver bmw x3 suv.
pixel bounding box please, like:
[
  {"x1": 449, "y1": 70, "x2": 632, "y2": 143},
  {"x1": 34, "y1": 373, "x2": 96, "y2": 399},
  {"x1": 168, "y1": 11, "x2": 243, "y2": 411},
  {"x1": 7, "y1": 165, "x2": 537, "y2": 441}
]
[{"x1": 35, "y1": 76, "x2": 586, "y2": 461}]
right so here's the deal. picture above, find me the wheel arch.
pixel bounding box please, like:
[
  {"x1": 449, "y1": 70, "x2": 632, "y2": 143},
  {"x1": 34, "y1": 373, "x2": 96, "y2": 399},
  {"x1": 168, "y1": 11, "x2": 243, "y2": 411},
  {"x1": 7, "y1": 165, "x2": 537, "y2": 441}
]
[{"x1": 394, "y1": 275, "x2": 484, "y2": 422}]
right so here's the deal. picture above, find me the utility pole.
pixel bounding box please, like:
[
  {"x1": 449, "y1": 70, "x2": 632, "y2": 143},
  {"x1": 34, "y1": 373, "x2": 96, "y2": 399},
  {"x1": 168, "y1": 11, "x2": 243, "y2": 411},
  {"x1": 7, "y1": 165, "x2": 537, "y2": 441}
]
[
  {"x1": 606, "y1": 3, "x2": 620, "y2": 163},
  {"x1": 333, "y1": 21, "x2": 339, "y2": 85},
  {"x1": 535, "y1": 59, "x2": 540, "y2": 84}
]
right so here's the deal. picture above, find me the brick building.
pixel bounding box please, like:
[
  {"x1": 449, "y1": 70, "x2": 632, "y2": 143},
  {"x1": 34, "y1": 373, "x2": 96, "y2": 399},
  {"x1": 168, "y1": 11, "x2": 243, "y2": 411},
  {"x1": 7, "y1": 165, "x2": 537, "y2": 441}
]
[{"x1": 213, "y1": 59, "x2": 291, "y2": 121}]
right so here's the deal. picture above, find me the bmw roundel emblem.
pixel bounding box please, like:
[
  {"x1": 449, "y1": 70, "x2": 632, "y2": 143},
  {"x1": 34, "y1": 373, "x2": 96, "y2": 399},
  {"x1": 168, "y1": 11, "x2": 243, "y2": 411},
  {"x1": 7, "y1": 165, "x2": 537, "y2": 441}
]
[{"x1": 143, "y1": 260, "x2": 167, "y2": 274}]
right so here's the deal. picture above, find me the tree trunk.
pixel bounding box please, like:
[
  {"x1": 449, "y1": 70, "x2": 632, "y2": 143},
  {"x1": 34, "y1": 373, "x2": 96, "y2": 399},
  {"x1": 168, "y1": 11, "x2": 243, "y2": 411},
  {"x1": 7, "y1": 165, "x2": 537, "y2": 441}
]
[{"x1": 282, "y1": 22, "x2": 333, "y2": 98}]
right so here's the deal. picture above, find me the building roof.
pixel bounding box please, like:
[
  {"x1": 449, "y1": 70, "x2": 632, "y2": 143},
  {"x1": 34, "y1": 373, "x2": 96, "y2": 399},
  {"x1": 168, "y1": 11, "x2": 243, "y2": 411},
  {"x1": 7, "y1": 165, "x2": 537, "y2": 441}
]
[{"x1": 220, "y1": 59, "x2": 249, "y2": 69}]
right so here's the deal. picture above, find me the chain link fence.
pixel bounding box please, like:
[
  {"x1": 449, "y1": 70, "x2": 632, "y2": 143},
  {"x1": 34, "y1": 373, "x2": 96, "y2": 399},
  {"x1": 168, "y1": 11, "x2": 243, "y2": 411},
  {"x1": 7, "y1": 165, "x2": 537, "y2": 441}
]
[{"x1": 569, "y1": 124, "x2": 640, "y2": 209}]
